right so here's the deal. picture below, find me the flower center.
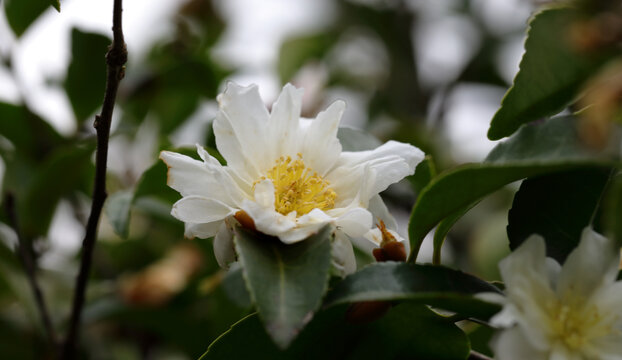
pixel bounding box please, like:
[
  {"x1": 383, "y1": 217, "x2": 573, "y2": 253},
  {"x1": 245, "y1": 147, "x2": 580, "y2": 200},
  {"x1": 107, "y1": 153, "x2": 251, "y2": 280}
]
[
  {"x1": 548, "y1": 298, "x2": 612, "y2": 350},
  {"x1": 258, "y1": 154, "x2": 336, "y2": 216}
]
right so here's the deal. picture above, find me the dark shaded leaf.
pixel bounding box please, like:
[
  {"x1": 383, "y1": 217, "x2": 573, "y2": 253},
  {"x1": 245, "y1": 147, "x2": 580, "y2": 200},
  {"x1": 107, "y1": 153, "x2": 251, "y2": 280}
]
[
  {"x1": 65, "y1": 29, "x2": 110, "y2": 125},
  {"x1": 408, "y1": 116, "x2": 618, "y2": 261},
  {"x1": 324, "y1": 262, "x2": 501, "y2": 321},
  {"x1": 4, "y1": 0, "x2": 49, "y2": 37},
  {"x1": 0, "y1": 102, "x2": 63, "y2": 161},
  {"x1": 234, "y1": 225, "x2": 333, "y2": 349},
  {"x1": 20, "y1": 144, "x2": 94, "y2": 238},
  {"x1": 409, "y1": 155, "x2": 436, "y2": 198},
  {"x1": 487, "y1": 7, "x2": 613, "y2": 140},
  {"x1": 201, "y1": 303, "x2": 470, "y2": 360},
  {"x1": 507, "y1": 168, "x2": 612, "y2": 263}
]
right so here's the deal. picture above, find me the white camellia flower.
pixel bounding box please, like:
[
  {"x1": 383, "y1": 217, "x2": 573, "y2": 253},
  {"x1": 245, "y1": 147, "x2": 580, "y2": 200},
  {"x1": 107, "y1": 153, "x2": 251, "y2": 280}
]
[
  {"x1": 487, "y1": 228, "x2": 622, "y2": 360},
  {"x1": 160, "y1": 83, "x2": 423, "y2": 273}
]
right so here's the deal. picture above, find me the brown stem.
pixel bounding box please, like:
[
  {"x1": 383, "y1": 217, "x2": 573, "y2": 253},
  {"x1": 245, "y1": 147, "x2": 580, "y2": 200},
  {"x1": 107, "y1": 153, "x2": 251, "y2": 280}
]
[
  {"x1": 61, "y1": 0, "x2": 127, "y2": 358},
  {"x1": 3, "y1": 193, "x2": 58, "y2": 349}
]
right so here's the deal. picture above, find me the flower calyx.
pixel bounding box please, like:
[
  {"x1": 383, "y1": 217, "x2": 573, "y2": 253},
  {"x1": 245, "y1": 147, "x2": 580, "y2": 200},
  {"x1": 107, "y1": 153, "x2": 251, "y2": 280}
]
[{"x1": 372, "y1": 220, "x2": 406, "y2": 262}]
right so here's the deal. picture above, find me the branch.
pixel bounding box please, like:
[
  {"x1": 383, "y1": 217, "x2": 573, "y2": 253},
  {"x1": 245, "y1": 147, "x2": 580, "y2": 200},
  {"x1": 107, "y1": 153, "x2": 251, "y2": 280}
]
[
  {"x1": 3, "y1": 193, "x2": 57, "y2": 349},
  {"x1": 61, "y1": 0, "x2": 127, "y2": 358}
]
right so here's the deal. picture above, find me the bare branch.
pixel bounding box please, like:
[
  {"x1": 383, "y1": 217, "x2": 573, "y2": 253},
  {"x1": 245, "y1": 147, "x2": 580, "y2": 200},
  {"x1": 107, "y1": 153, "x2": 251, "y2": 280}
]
[
  {"x1": 61, "y1": 0, "x2": 127, "y2": 358},
  {"x1": 3, "y1": 193, "x2": 58, "y2": 350}
]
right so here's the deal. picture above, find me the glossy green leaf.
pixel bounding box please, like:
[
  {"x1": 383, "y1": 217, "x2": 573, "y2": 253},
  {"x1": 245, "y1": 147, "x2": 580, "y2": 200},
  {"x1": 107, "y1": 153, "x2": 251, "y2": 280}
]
[
  {"x1": 221, "y1": 263, "x2": 251, "y2": 309},
  {"x1": 508, "y1": 168, "x2": 612, "y2": 263},
  {"x1": 105, "y1": 190, "x2": 133, "y2": 239},
  {"x1": 202, "y1": 302, "x2": 470, "y2": 360},
  {"x1": 408, "y1": 116, "x2": 618, "y2": 262},
  {"x1": 337, "y1": 126, "x2": 381, "y2": 152},
  {"x1": 487, "y1": 7, "x2": 613, "y2": 140},
  {"x1": 433, "y1": 204, "x2": 475, "y2": 265},
  {"x1": 65, "y1": 29, "x2": 110, "y2": 125},
  {"x1": 0, "y1": 102, "x2": 63, "y2": 160},
  {"x1": 346, "y1": 303, "x2": 470, "y2": 360},
  {"x1": 4, "y1": 0, "x2": 49, "y2": 37},
  {"x1": 20, "y1": 144, "x2": 94, "y2": 238},
  {"x1": 234, "y1": 225, "x2": 333, "y2": 349},
  {"x1": 324, "y1": 262, "x2": 502, "y2": 321},
  {"x1": 409, "y1": 155, "x2": 436, "y2": 198}
]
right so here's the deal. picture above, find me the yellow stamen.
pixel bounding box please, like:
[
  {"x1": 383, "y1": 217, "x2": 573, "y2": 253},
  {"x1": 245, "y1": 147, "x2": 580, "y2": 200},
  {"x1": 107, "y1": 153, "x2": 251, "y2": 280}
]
[
  {"x1": 547, "y1": 297, "x2": 614, "y2": 350},
  {"x1": 256, "y1": 154, "x2": 337, "y2": 216}
]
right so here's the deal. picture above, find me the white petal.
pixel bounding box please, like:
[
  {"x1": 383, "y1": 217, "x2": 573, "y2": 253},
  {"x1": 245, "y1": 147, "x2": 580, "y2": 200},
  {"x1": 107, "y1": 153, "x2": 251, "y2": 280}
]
[
  {"x1": 213, "y1": 83, "x2": 269, "y2": 180},
  {"x1": 278, "y1": 221, "x2": 328, "y2": 244},
  {"x1": 489, "y1": 303, "x2": 519, "y2": 328},
  {"x1": 213, "y1": 221, "x2": 235, "y2": 269},
  {"x1": 159, "y1": 150, "x2": 211, "y2": 197},
  {"x1": 594, "y1": 281, "x2": 622, "y2": 318},
  {"x1": 335, "y1": 207, "x2": 372, "y2": 238},
  {"x1": 326, "y1": 165, "x2": 371, "y2": 208},
  {"x1": 498, "y1": 236, "x2": 557, "y2": 349},
  {"x1": 337, "y1": 140, "x2": 424, "y2": 195},
  {"x1": 491, "y1": 327, "x2": 548, "y2": 360},
  {"x1": 265, "y1": 84, "x2": 303, "y2": 163},
  {"x1": 331, "y1": 231, "x2": 356, "y2": 276},
  {"x1": 253, "y1": 179, "x2": 275, "y2": 208},
  {"x1": 556, "y1": 227, "x2": 619, "y2": 299},
  {"x1": 368, "y1": 194, "x2": 398, "y2": 230},
  {"x1": 171, "y1": 196, "x2": 233, "y2": 224},
  {"x1": 241, "y1": 199, "x2": 296, "y2": 239},
  {"x1": 363, "y1": 228, "x2": 383, "y2": 247},
  {"x1": 588, "y1": 334, "x2": 622, "y2": 360},
  {"x1": 160, "y1": 149, "x2": 246, "y2": 206},
  {"x1": 184, "y1": 221, "x2": 222, "y2": 239},
  {"x1": 300, "y1": 100, "x2": 344, "y2": 175},
  {"x1": 273, "y1": 209, "x2": 332, "y2": 244}
]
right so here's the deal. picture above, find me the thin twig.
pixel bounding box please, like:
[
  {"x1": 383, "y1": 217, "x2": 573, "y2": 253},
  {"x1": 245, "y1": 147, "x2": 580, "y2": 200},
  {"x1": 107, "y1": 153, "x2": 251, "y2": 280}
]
[
  {"x1": 4, "y1": 193, "x2": 58, "y2": 349},
  {"x1": 468, "y1": 350, "x2": 494, "y2": 360},
  {"x1": 61, "y1": 0, "x2": 127, "y2": 358}
]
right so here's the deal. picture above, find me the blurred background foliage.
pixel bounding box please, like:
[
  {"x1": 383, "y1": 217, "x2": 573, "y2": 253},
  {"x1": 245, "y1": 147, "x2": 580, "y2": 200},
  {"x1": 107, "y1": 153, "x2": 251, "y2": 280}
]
[{"x1": 1, "y1": 0, "x2": 617, "y2": 358}]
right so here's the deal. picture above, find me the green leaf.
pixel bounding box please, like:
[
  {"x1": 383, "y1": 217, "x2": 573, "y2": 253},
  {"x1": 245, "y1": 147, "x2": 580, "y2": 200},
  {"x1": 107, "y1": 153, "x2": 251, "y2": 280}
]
[
  {"x1": 408, "y1": 116, "x2": 618, "y2": 262},
  {"x1": 336, "y1": 126, "x2": 382, "y2": 152},
  {"x1": 508, "y1": 168, "x2": 612, "y2": 263},
  {"x1": 221, "y1": 263, "x2": 252, "y2": 309},
  {"x1": 409, "y1": 155, "x2": 436, "y2": 198},
  {"x1": 346, "y1": 303, "x2": 470, "y2": 360},
  {"x1": 433, "y1": 204, "x2": 475, "y2": 265},
  {"x1": 4, "y1": 0, "x2": 49, "y2": 37},
  {"x1": 105, "y1": 190, "x2": 133, "y2": 239},
  {"x1": 234, "y1": 225, "x2": 333, "y2": 349},
  {"x1": 20, "y1": 144, "x2": 94, "y2": 238},
  {"x1": 202, "y1": 303, "x2": 470, "y2": 360},
  {"x1": 487, "y1": 7, "x2": 613, "y2": 140},
  {"x1": 324, "y1": 262, "x2": 502, "y2": 321},
  {"x1": 0, "y1": 102, "x2": 64, "y2": 160},
  {"x1": 65, "y1": 29, "x2": 110, "y2": 125}
]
